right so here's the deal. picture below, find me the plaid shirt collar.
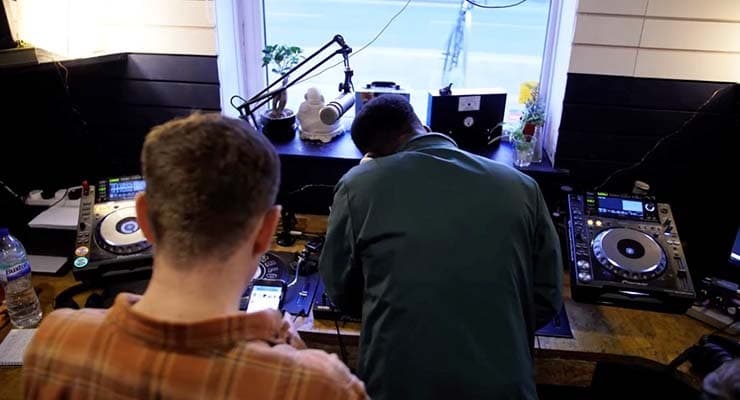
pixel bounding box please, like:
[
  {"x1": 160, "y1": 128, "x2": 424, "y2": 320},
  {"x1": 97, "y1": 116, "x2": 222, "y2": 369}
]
[{"x1": 105, "y1": 293, "x2": 290, "y2": 350}]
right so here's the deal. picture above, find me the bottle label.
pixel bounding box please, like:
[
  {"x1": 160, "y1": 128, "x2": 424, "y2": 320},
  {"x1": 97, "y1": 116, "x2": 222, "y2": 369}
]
[{"x1": 0, "y1": 261, "x2": 31, "y2": 283}]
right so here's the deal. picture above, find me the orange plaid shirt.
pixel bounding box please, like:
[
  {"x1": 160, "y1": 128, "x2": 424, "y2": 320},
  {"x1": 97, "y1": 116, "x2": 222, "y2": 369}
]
[{"x1": 23, "y1": 293, "x2": 367, "y2": 400}]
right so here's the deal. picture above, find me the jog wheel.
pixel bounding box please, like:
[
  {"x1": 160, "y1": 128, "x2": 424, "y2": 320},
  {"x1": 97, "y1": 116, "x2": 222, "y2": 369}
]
[
  {"x1": 257, "y1": 252, "x2": 286, "y2": 281},
  {"x1": 592, "y1": 227, "x2": 667, "y2": 281},
  {"x1": 96, "y1": 207, "x2": 151, "y2": 255}
]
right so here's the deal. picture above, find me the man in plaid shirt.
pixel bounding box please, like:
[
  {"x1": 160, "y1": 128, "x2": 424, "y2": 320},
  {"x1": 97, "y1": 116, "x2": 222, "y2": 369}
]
[{"x1": 24, "y1": 113, "x2": 368, "y2": 400}]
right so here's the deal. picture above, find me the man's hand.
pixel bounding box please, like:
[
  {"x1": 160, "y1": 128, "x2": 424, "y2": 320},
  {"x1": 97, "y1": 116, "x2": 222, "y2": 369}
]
[{"x1": 281, "y1": 313, "x2": 307, "y2": 349}]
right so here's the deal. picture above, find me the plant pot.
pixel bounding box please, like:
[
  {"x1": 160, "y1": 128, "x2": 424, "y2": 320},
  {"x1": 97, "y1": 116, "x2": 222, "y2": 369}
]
[{"x1": 260, "y1": 109, "x2": 296, "y2": 142}]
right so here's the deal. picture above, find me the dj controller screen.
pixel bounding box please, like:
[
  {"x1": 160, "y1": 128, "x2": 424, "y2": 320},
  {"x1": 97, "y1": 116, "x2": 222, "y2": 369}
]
[
  {"x1": 597, "y1": 196, "x2": 644, "y2": 218},
  {"x1": 108, "y1": 179, "x2": 146, "y2": 201}
]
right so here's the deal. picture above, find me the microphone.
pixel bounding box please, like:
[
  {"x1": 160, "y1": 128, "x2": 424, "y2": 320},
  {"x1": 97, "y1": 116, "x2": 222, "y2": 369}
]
[{"x1": 319, "y1": 92, "x2": 355, "y2": 125}]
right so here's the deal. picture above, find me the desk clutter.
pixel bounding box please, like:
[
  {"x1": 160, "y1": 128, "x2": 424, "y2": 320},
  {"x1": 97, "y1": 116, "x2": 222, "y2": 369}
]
[{"x1": 61, "y1": 172, "x2": 738, "y2": 331}]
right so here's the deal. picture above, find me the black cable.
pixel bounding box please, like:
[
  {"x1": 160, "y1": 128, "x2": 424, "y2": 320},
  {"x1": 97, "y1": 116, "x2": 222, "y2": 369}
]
[
  {"x1": 595, "y1": 87, "x2": 727, "y2": 191},
  {"x1": 709, "y1": 320, "x2": 740, "y2": 337},
  {"x1": 668, "y1": 321, "x2": 740, "y2": 371},
  {"x1": 0, "y1": 179, "x2": 26, "y2": 204},
  {"x1": 295, "y1": 0, "x2": 413, "y2": 86},
  {"x1": 54, "y1": 61, "x2": 88, "y2": 134},
  {"x1": 287, "y1": 252, "x2": 302, "y2": 287},
  {"x1": 46, "y1": 188, "x2": 70, "y2": 209},
  {"x1": 53, "y1": 282, "x2": 94, "y2": 310},
  {"x1": 334, "y1": 316, "x2": 349, "y2": 365},
  {"x1": 288, "y1": 184, "x2": 335, "y2": 196},
  {"x1": 464, "y1": 0, "x2": 528, "y2": 8}
]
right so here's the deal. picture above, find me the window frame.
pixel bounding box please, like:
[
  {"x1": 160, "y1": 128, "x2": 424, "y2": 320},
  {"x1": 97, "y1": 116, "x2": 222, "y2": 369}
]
[{"x1": 217, "y1": 0, "x2": 577, "y2": 162}]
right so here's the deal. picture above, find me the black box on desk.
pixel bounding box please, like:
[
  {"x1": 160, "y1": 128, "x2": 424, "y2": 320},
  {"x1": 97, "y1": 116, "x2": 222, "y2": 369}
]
[{"x1": 426, "y1": 88, "x2": 506, "y2": 154}]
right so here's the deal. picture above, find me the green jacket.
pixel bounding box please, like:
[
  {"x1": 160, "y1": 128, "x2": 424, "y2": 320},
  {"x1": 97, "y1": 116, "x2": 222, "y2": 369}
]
[{"x1": 319, "y1": 134, "x2": 563, "y2": 400}]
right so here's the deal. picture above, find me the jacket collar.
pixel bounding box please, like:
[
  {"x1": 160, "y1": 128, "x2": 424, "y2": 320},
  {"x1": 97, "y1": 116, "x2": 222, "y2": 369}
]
[{"x1": 398, "y1": 132, "x2": 458, "y2": 152}]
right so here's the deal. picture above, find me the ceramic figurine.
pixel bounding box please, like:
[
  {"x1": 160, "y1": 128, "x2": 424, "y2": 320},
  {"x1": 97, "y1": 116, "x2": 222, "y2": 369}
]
[{"x1": 297, "y1": 87, "x2": 343, "y2": 143}]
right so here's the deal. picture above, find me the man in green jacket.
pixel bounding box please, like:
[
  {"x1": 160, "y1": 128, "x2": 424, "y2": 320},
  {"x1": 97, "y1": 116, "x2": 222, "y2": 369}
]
[{"x1": 319, "y1": 94, "x2": 563, "y2": 400}]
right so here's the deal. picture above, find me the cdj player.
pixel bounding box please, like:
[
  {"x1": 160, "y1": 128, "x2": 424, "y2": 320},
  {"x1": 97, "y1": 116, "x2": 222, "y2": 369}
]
[
  {"x1": 72, "y1": 176, "x2": 152, "y2": 282},
  {"x1": 567, "y1": 192, "x2": 696, "y2": 313}
]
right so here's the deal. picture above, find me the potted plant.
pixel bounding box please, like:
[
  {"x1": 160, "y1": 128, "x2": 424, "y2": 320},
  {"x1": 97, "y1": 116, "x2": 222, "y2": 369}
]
[
  {"x1": 260, "y1": 44, "x2": 303, "y2": 141},
  {"x1": 520, "y1": 83, "x2": 545, "y2": 162}
]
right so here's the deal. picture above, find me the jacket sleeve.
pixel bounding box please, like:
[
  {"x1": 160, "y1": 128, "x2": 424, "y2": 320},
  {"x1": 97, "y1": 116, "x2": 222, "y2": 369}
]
[
  {"x1": 532, "y1": 187, "x2": 564, "y2": 329},
  {"x1": 318, "y1": 183, "x2": 364, "y2": 316}
]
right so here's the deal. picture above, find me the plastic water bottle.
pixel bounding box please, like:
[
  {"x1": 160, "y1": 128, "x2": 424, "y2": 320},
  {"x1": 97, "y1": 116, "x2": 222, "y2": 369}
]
[{"x1": 0, "y1": 228, "x2": 42, "y2": 328}]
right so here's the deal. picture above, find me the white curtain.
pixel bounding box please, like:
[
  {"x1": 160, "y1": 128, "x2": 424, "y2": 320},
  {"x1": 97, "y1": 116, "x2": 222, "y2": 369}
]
[{"x1": 215, "y1": 0, "x2": 266, "y2": 118}]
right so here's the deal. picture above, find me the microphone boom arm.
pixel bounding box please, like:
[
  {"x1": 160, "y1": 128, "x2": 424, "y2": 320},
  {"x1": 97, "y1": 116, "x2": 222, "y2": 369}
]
[{"x1": 232, "y1": 34, "x2": 354, "y2": 123}]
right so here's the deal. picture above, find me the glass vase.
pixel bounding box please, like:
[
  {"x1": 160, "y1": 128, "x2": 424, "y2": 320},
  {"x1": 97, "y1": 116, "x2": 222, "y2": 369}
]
[{"x1": 513, "y1": 135, "x2": 537, "y2": 168}]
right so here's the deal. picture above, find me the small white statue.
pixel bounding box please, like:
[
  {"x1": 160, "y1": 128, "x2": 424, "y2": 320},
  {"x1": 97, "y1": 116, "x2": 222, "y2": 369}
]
[{"x1": 297, "y1": 87, "x2": 343, "y2": 143}]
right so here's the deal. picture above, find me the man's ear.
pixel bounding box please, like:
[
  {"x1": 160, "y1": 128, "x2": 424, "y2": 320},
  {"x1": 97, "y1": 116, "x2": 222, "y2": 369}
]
[
  {"x1": 253, "y1": 205, "x2": 281, "y2": 255},
  {"x1": 135, "y1": 192, "x2": 156, "y2": 245}
]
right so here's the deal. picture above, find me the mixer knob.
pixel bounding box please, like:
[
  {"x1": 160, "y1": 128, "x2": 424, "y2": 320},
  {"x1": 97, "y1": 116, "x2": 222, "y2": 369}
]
[{"x1": 645, "y1": 203, "x2": 655, "y2": 212}]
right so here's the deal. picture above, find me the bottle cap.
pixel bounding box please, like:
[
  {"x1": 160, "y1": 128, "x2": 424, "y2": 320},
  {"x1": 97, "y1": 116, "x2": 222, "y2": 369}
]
[{"x1": 0, "y1": 227, "x2": 8, "y2": 237}]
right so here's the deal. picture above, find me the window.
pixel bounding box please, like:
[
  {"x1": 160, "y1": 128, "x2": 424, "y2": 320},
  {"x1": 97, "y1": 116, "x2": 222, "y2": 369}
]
[{"x1": 262, "y1": 0, "x2": 551, "y2": 124}]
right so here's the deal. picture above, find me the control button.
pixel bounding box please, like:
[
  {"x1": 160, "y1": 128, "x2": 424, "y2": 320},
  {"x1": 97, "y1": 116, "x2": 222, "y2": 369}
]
[
  {"x1": 595, "y1": 220, "x2": 603, "y2": 227},
  {"x1": 677, "y1": 269, "x2": 687, "y2": 278},
  {"x1": 79, "y1": 222, "x2": 87, "y2": 231},
  {"x1": 578, "y1": 272, "x2": 592, "y2": 282},
  {"x1": 587, "y1": 219, "x2": 594, "y2": 226},
  {"x1": 645, "y1": 203, "x2": 655, "y2": 212},
  {"x1": 73, "y1": 257, "x2": 89, "y2": 268},
  {"x1": 75, "y1": 246, "x2": 89, "y2": 257},
  {"x1": 728, "y1": 306, "x2": 737, "y2": 316}
]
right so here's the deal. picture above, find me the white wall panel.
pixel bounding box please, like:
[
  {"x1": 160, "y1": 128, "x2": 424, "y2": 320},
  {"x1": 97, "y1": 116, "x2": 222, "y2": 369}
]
[
  {"x1": 574, "y1": 15, "x2": 644, "y2": 47},
  {"x1": 570, "y1": 45, "x2": 637, "y2": 76},
  {"x1": 577, "y1": 0, "x2": 648, "y2": 16},
  {"x1": 635, "y1": 49, "x2": 740, "y2": 82},
  {"x1": 641, "y1": 19, "x2": 740, "y2": 53},
  {"x1": 646, "y1": 0, "x2": 740, "y2": 22}
]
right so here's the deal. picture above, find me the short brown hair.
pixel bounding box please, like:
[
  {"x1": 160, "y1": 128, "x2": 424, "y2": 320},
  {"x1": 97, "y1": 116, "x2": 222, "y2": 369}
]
[{"x1": 141, "y1": 113, "x2": 280, "y2": 260}]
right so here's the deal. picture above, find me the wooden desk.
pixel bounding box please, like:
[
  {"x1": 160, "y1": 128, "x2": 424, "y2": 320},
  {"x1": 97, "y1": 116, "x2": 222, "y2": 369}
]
[{"x1": 0, "y1": 215, "x2": 717, "y2": 399}]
